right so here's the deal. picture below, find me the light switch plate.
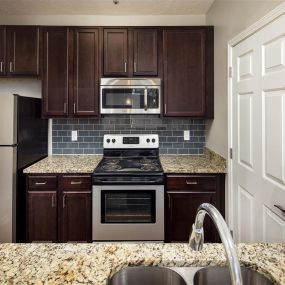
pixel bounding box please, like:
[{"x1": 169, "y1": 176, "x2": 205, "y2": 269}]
[
  {"x1": 71, "y1": 130, "x2": 78, "y2": 141},
  {"x1": 184, "y1": 130, "x2": 190, "y2": 141}
]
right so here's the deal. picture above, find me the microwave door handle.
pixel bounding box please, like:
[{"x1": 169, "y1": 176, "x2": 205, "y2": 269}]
[{"x1": 144, "y1": 88, "x2": 148, "y2": 111}]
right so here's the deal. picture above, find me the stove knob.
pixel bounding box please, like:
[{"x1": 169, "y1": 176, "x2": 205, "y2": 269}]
[
  {"x1": 152, "y1": 138, "x2": 156, "y2": 143},
  {"x1": 112, "y1": 139, "x2": 116, "y2": 143},
  {"x1": 146, "y1": 138, "x2": 150, "y2": 143},
  {"x1": 106, "y1": 139, "x2": 110, "y2": 143}
]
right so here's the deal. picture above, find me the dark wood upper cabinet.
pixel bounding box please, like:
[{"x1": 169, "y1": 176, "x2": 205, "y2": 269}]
[
  {"x1": 0, "y1": 27, "x2": 6, "y2": 75},
  {"x1": 133, "y1": 28, "x2": 158, "y2": 76},
  {"x1": 6, "y1": 27, "x2": 40, "y2": 76},
  {"x1": 27, "y1": 191, "x2": 57, "y2": 242},
  {"x1": 42, "y1": 27, "x2": 69, "y2": 117},
  {"x1": 103, "y1": 28, "x2": 128, "y2": 76},
  {"x1": 73, "y1": 28, "x2": 99, "y2": 116},
  {"x1": 61, "y1": 191, "x2": 92, "y2": 242},
  {"x1": 163, "y1": 27, "x2": 213, "y2": 117}
]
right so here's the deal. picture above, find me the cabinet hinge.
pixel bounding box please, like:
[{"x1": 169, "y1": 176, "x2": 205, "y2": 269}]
[
  {"x1": 230, "y1": 230, "x2": 234, "y2": 238},
  {"x1": 230, "y1": 148, "x2": 233, "y2": 159},
  {"x1": 229, "y1": 66, "x2": 233, "y2": 78}
]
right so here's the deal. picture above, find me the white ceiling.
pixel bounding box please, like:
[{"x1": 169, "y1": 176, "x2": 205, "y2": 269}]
[{"x1": 0, "y1": 0, "x2": 216, "y2": 15}]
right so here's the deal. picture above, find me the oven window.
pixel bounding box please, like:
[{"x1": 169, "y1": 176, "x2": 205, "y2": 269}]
[
  {"x1": 101, "y1": 190, "x2": 156, "y2": 223},
  {"x1": 102, "y1": 88, "x2": 144, "y2": 109}
]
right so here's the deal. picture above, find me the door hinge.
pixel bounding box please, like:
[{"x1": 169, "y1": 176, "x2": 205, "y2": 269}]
[
  {"x1": 230, "y1": 148, "x2": 233, "y2": 159},
  {"x1": 229, "y1": 66, "x2": 233, "y2": 78}
]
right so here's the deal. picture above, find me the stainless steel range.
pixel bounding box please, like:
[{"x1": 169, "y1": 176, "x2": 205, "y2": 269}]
[{"x1": 92, "y1": 134, "x2": 164, "y2": 241}]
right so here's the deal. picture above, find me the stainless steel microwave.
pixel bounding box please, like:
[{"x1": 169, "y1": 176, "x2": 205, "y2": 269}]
[{"x1": 100, "y1": 78, "x2": 161, "y2": 114}]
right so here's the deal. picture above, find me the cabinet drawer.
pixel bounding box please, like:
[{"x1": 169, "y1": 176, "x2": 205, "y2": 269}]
[
  {"x1": 28, "y1": 176, "x2": 58, "y2": 190},
  {"x1": 61, "y1": 175, "x2": 91, "y2": 190},
  {"x1": 166, "y1": 175, "x2": 217, "y2": 192}
]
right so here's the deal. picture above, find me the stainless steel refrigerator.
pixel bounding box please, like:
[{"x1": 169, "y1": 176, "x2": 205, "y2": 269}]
[{"x1": 0, "y1": 94, "x2": 48, "y2": 242}]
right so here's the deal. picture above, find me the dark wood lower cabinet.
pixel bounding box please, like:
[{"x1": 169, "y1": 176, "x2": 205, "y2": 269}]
[
  {"x1": 27, "y1": 191, "x2": 57, "y2": 242},
  {"x1": 61, "y1": 192, "x2": 91, "y2": 242},
  {"x1": 26, "y1": 174, "x2": 92, "y2": 243},
  {"x1": 165, "y1": 174, "x2": 225, "y2": 243}
]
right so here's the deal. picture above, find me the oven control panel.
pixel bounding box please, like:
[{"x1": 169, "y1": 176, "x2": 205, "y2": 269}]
[{"x1": 104, "y1": 134, "x2": 159, "y2": 149}]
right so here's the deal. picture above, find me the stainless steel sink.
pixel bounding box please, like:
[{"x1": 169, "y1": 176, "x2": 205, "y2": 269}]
[
  {"x1": 107, "y1": 266, "x2": 187, "y2": 285},
  {"x1": 107, "y1": 266, "x2": 274, "y2": 285},
  {"x1": 192, "y1": 266, "x2": 274, "y2": 285}
]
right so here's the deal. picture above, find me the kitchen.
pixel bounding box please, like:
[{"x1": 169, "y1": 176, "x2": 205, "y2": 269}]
[{"x1": 0, "y1": 0, "x2": 284, "y2": 284}]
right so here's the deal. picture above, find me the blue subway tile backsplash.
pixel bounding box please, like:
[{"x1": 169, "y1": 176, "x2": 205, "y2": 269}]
[{"x1": 52, "y1": 115, "x2": 205, "y2": 155}]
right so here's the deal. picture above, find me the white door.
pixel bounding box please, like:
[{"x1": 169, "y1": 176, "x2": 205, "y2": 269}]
[{"x1": 232, "y1": 13, "x2": 285, "y2": 242}]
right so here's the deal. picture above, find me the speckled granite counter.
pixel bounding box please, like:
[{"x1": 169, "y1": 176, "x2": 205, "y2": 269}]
[
  {"x1": 23, "y1": 155, "x2": 103, "y2": 174},
  {"x1": 160, "y1": 148, "x2": 226, "y2": 173},
  {"x1": 0, "y1": 243, "x2": 284, "y2": 285},
  {"x1": 23, "y1": 148, "x2": 226, "y2": 174}
]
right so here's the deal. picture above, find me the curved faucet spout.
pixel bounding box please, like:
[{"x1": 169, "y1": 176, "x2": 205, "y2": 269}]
[{"x1": 189, "y1": 203, "x2": 243, "y2": 285}]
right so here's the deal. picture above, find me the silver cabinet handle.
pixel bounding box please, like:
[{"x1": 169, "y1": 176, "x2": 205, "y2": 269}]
[
  {"x1": 35, "y1": 182, "x2": 47, "y2": 185},
  {"x1": 186, "y1": 180, "x2": 198, "y2": 185},
  {"x1": 64, "y1": 102, "x2": 67, "y2": 114},
  {"x1": 9, "y1": 62, "x2": 13, "y2": 73},
  {"x1": 70, "y1": 181, "x2": 82, "y2": 185},
  {"x1": 73, "y1": 103, "x2": 76, "y2": 114},
  {"x1": 274, "y1": 205, "x2": 285, "y2": 213},
  {"x1": 0, "y1": 61, "x2": 3, "y2": 73},
  {"x1": 134, "y1": 62, "x2": 137, "y2": 73},
  {"x1": 51, "y1": 194, "x2": 56, "y2": 208},
  {"x1": 63, "y1": 194, "x2": 66, "y2": 208},
  {"x1": 124, "y1": 61, "x2": 127, "y2": 73},
  {"x1": 165, "y1": 103, "x2": 167, "y2": 114},
  {"x1": 144, "y1": 87, "x2": 148, "y2": 111}
]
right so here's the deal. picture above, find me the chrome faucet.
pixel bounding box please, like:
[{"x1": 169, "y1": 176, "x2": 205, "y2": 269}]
[{"x1": 189, "y1": 203, "x2": 243, "y2": 285}]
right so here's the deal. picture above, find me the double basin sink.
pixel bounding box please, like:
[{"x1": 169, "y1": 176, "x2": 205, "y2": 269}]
[{"x1": 107, "y1": 266, "x2": 274, "y2": 285}]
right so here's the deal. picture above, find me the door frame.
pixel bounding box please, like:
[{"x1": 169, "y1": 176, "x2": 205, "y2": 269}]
[{"x1": 227, "y1": 2, "x2": 285, "y2": 236}]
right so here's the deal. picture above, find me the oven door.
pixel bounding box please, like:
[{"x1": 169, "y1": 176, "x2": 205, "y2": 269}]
[
  {"x1": 100, "y1": 86, "x2": 160, "y2": 114},
  {"x1": 92, "y1": 185, "x2": 164, "y2": 241}
]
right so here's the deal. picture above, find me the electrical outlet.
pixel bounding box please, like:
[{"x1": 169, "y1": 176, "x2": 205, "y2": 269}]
[
  {"x1": 184, "y1": 130, "x2": 190, "y2": 141},
  {"x1": 71, "y1": 130, "x2": 78, "y2": 141}
]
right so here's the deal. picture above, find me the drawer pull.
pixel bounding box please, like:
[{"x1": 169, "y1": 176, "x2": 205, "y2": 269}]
[
  {"x1": 186, "y1": 180, "x2": 198, "y2": 185},
  {"x1": 63, "y1": 194, "x2": 66, "y2": 208},
  {"x1": 35, "y1": 182, "x2": 47, "y2": 185},
  {"x1": 70, "y1": 181, "x2": 82, "y2": 185},
  {"x1": 274, "y1": 205, "x2": 285, "y2": 213},
  {"x1": 51, "y1": 194, "x2": 56, "y2": 208}
]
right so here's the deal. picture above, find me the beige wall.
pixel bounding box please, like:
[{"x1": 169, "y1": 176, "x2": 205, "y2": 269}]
[
  {"x1": 206, "y1": 0, "x2": 282, "y2": 158},
  {"x1": 0, "y1": 78, "x2": 41, "y2": 98},
  {"x1": 0, "y1": 14, "x2": 205, "y2": 26}
]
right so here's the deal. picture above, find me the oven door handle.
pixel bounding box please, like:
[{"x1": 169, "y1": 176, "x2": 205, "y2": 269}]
[
  {"x1": 144, "y1": 88, "x2": 148, "y2": 111},
  {"x1": 95, "y1": 180, "x2": 159, "y2": 184}
]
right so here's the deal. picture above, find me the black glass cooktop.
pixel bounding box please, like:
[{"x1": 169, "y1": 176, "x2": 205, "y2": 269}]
[{"x1": 95, "y1": 156, "x2": 163, "y2": 174}]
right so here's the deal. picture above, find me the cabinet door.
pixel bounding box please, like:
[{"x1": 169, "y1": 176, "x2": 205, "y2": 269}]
[
  {"x1": 6, "y1": 27, "x2": 40, "y2": 76},
  {"x1": 61, "y1": 192, "x2": 92, "y2": 242},
  {"x1": 73, "y1": 28, "x2": 99, "y2": 116},
  {"x1": 104, "y1": 29, "x2": 128, "y2": 76},
  {"x1": 163, "y1": 28, "x2": 213, "y2": 117},
  {"x1": 133, "y1": 29, "x2": 158, "y2": 76},
  {"x1": 42, "y1": 27, "x2": 69, "y2": 116},
  {"x1": 27, "y1": 191, "x2": 57, "y2": 242},
  {"x1": 166, "y1": 192, "x2": 218, "y2": 242},
  {"x1": 0, "y1": 27, "x2": 6, "y2": 75}
]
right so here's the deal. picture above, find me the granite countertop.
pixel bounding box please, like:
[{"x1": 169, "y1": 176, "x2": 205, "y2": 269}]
[
  {"x1": 23, "y1": 155, "x2": 103, "y2": 174},
  {"x1": 0, "y1": 243, "x2": 284, "y2": 284},
  {"x1": 24, "y1": 148, "x2": 226, "y2": 174},
  {"x1": 160, "y1": 148, "x2": 226, "y2": 173}
]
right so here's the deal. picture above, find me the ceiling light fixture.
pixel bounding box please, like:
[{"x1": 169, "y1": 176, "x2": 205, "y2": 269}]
[{"x1": 113, "y1": 0, "x2": 119, "y2": 5}]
